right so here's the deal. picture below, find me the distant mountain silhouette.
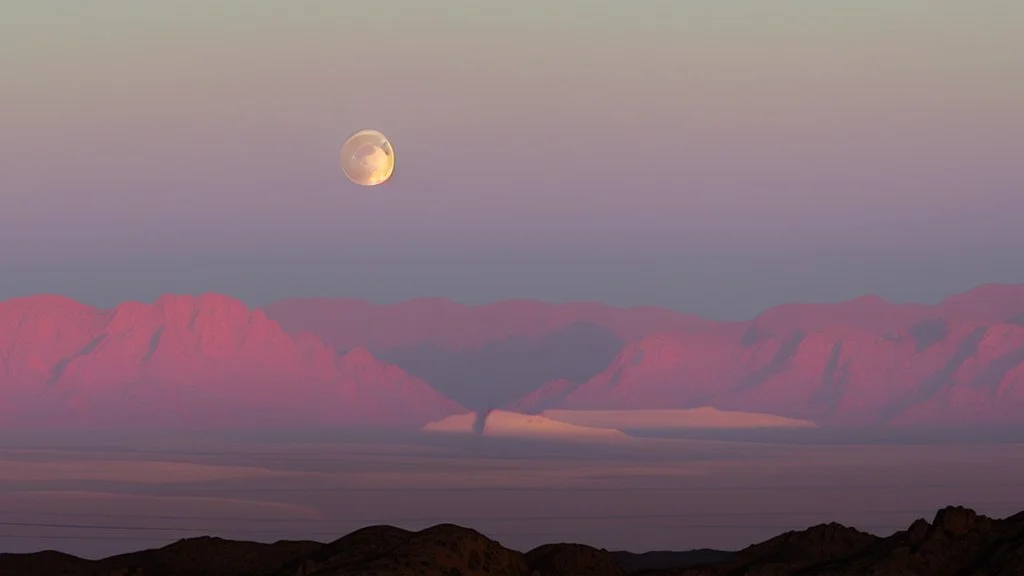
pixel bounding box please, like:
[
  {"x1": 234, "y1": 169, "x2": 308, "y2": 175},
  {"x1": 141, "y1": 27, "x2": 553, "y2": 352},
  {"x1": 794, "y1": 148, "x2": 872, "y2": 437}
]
[
  {"x1": 3, "y1": 283, "x2": 1024, "y2": 430},
  {"x1": 263, "y1": 297, "x2": 714, "y2": 351},
  {"x1": 1, "y1": 506, "x2": 1022, "y2": 575},
  {"x1": 612, "y1": 549, "x2": 733, "y2": 573}
]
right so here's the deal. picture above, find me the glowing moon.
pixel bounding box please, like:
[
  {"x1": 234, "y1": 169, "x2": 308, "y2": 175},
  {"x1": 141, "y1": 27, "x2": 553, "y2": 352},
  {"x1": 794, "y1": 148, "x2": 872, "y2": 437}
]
[{"x1": 340, "y1": 129, "x2": 395, "y2": 186}]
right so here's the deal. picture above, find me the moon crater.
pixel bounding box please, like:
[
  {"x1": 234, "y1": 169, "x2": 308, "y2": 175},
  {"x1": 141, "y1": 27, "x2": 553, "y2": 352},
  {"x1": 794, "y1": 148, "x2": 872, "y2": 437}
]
[{"x1": 340, "y1": 129, "x2": 394, "y2": 186}]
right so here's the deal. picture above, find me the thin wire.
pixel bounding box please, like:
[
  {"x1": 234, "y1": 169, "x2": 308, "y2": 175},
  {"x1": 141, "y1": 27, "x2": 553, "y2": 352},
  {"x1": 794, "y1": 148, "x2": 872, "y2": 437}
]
[
  {"x1": 0, "y1": 503, "x2": 1019, "y2": 525},
  {"x1": 0, "y1": 533, "x2": 172, "y2": 543},
  {"x1": 0, "y1": 524, "x2": 916, "y2": 543},
  {"x1": 0, "y1": 503, "x2": 1017, "y2": 550},
  {"x1": 117, "y1": 481, "x2": 1024, "y2": 493},
  {"x1": 0, "y1": 519, "x2": 931, "y2": 534},
  {"x1": 0, "y1": 504, "x2": 1011, "y2": 543}
]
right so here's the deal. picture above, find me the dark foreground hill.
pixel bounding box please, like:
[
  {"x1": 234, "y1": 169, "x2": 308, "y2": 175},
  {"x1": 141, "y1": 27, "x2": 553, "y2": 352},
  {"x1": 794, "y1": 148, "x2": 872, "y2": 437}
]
[{"x1": 1, "y1": 506, "x2": 1023, "y2": 576}]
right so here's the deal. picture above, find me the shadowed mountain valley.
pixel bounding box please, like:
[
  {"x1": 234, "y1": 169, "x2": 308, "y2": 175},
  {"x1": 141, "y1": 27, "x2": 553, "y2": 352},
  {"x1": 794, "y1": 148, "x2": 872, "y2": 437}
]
[{"x1": 374, "y1": 321, "x2": 624, "y2": 411}]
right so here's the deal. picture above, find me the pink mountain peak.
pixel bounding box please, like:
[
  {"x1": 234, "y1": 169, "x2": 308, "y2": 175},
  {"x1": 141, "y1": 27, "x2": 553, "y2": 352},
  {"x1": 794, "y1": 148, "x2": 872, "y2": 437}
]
[
  {"x1": 749, "y1": 294, "x2": 928, "y2": 335},
  {"x1": 4, "y1": 284, "x2": 1024, "y2": 430},
  {"x1": 0, "y1": 294, "x2": 466, "y2": 430},
  {"x1": 151, "y1": 292, "x2": 251, "y2": 325},
  {"x1": 337, "y1": 346, "x2": 382, "y2": 369}
]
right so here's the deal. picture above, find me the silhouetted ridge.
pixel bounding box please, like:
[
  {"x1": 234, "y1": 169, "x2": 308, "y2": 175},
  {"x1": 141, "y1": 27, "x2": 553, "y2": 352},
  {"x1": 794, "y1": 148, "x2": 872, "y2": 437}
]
[
  {"x1": 0, "y1": 550, "x2": 89, "y2": 576},
  {"x1": 610, "y1": 549, "x2": 734, "y2": 573},
  {"x1": 3, "y1": 506, "x2": 1024, "y2": 575},
  {"x1": 271, "y1": 523, "x2": 529, "y2": 576},
  {"x1": 526, "y1": 542, "x2": 625, "y2": 575},
  {"x1": 272, "y1": 525, "x2": 414, "y2": 575}
]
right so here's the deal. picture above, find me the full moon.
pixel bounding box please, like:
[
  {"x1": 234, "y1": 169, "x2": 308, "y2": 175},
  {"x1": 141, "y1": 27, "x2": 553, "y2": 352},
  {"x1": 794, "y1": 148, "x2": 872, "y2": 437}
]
[{"x1": 340, "y1": 129, "x2": 395, "y2": 186}]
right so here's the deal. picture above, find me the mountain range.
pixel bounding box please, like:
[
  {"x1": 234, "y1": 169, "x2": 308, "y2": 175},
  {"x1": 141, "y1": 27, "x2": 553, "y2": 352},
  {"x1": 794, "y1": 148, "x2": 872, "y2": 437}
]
[
  {"x1": 1, "y1": 505, "x2": 1020, "y2": 575},
  {"x1": 2, "y1": 284, "x2": 1024, "y2": 429}
]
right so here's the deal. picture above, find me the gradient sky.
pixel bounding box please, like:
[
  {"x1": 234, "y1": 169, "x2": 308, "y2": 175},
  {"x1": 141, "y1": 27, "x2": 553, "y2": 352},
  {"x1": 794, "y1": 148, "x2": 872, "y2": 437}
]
[{"x1": 2, "y1": 1, "x2": 1022, "y2": 319}]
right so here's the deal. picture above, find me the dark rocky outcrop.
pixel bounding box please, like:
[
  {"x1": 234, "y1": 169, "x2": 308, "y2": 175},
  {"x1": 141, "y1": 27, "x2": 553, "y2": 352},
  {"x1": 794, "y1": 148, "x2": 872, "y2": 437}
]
[
  {"x1": 668, "y1": 506, "x2": 1024, "y2": 576},
  {"x1": 526, "y1": 542, "x2": 625, "y2": 576}
]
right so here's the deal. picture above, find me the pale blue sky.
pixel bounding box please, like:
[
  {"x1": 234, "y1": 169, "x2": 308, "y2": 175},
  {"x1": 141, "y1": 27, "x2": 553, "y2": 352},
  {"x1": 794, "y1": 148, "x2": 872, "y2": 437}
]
[{"x1": 1, "y1": 1, "x2": 1022, "y2": 318}]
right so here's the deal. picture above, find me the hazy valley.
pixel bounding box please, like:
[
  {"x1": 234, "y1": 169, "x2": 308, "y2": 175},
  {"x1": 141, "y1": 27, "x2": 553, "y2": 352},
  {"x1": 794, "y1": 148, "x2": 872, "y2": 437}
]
[{"x1": 0, "y1": 434, "x2": 1022, "y2": 574}]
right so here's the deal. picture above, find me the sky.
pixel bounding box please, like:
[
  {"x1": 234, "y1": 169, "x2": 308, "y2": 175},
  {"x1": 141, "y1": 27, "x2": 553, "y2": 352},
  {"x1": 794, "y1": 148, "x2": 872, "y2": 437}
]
[{"x1": 1, "y1": 1, "x2": 1022, "y2": 320}]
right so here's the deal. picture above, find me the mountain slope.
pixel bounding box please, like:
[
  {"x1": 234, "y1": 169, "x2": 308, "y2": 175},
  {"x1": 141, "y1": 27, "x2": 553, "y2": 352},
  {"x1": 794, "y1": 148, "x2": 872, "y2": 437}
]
[
  {"x1": 266, "y1": 285, "x2": 1024, "y2": 426},
  {"x1": 5, "y1": 284, "x2": 1024, "y2": 429},
  {"x1": 552, "y1": 320, "x2": 1024, "y2": 425},
  {"x1": 0, "y1": 294, "x2": 463, "y2": 429},
  {"x1": 669, "y1": 506, "x2": 1024, "y2": 576}
]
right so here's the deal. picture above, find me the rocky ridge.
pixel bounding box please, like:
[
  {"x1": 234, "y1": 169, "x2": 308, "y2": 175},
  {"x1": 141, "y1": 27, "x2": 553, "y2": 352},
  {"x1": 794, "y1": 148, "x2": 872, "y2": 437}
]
[{"x1": 1, "y1": 506, "x2": 1022, "y2": 576}]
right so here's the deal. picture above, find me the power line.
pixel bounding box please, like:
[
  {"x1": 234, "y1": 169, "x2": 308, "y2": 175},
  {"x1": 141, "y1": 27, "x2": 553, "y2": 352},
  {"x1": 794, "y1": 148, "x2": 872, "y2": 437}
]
[
  {"x1": 134, "y1": 481, "x2": 1024, "y2": 493},
  {"x1": 0, "y1": 512, "x2": 991, "y2": 551},
  {"x1": 0, "y1": 505, "x2": 1019, "y2": 553},
  {"x1": 0, "y1": 519, "x2": 919, "y2": 535},
  {"x1": 0, "y1": 506, "x2": 1015, "y2": 543},
  {"x1": 0, "y1": 523, "x2": 917, "y2": 544},
  {"x1": 0, "y1": 533, "x2": 172, "y2": 543},
  {"x1": 0, "y1": 503, "x2": 1019, "y2": 525}
]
